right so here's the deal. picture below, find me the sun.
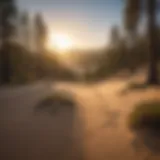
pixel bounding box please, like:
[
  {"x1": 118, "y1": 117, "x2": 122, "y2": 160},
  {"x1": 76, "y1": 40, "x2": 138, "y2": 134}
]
[{"x1": 46, "y1": 33, "x2": 73, "y2": 52}]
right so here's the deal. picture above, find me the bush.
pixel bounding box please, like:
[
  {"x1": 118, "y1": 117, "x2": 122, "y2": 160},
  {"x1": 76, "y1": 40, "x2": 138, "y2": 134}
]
[
  {"x1": 127, "y1": 82, "x2": 148, "y2": 90},
  {"x1": 34, "y1": 91, "x2": 76, "y2": 115},
  {"x1": 129, "y1": 100, "x2": 160, "y2": 131}
]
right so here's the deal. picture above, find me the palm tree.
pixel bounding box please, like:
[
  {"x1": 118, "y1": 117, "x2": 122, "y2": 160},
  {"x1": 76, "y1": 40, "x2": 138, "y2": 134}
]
[{"x1": 124, "y1": 0, "x2": 159, "y2": 84}]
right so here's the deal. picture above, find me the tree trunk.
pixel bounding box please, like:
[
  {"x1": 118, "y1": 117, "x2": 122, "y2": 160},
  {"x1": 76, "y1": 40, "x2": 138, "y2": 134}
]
[
  {"x1": 1, "y1": 41, "x2": 11, "y2": 84},
  {"x1": 128, "y1": 32, "x2": 137, "y2": 74},
  {"x1": 146, "y1": 0, "x2": 159, "y2": 85},
  {"x1": 1, "y1": 17, "x2": 11, "y2": 84}
]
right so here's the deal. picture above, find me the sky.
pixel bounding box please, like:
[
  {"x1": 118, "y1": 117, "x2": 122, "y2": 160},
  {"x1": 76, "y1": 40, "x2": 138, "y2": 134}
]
[{"x1": 17, "y1": 0, "x2": 123, "y2": 49}]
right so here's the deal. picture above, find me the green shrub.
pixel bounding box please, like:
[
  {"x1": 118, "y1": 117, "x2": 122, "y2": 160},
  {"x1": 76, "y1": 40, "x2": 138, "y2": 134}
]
[{"x1": 129, "y1": 100, "x2": 160, "y2": 131}]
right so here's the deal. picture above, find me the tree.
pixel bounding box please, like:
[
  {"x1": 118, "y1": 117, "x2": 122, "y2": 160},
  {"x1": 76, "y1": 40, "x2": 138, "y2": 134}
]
[
  {"x1": 34, "y1": 13, "x2": 47, "y2": 54},
  {"x1": 33, "y1": 13, "x2": 47, "y2": 78},
  {"x1": 20, "y1": 11, "x2": 30, "y2": 49},
  {"x1": 124, "y1": 0, "x2": 141, "y2": 73},
  {"x1": 124, "y1": 0, "x2": 141, "y2": 38},
  {"x1": 0, "y1": 0, "x2": 17, "y2": 44},
  {"x1": 146, "y1": 0, "x2": 159, "y2": 84},
  {"x1": 108, "y1": 26, "x2": 128, "y2": 71},
  {"x1": 0, "y1": 0, "x2": 17, "y2": 83},
  {"x1": 110, "y1": 25, "x2": 120, "y2": 47},
  {"x1": 124, "y1": 0, "x2": 159, "y2": 84}
]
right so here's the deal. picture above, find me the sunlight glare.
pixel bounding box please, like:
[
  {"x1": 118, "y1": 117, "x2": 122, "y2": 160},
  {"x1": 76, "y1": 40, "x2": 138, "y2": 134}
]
[{"x1": 47, "y1": 33, "x2": 73, "y2": 52}]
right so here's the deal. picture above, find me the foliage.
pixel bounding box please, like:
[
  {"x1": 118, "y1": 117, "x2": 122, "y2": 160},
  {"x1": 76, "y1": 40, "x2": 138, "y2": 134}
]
[
  {"x1": 0, "y1": 0, "x2": 17, "y2": 83},
  {"x1": 120, "y1": 82, "x2": 148, "y2": 95},
  {"x1": 127, "y1": 82, "x2": 147, "y2": 90},
  {"x1": 124, "y1": 0, "x2": 159, "y2": 84},
  {"x1": 110, "y1": 25, "x2": 120, "y2": 45},
  {"x1": 0, "y1": 0, "x2": 17, "y2": 41},
  {"x1": 20, "y1": 11, "x2": 30, "y2": 49},
  {"x1": 124, "y1": 0, "x2": 141, "y2": 35},
  {"x1": 34, "y1": 91, "x2": 75, "y2": 115},
  {"x1": 34, "y1": 13, "x2": 47, "y2": 53},
  {"x1": 0, "y1": 41, "x2": 77, "y2": 85},
  {"x1": 129, "y1": 100, "x2": 160, "y2": 131},
  {"x1": 0, "y1": 0, "x2": 160, "y2": 85},
  {"x1": 0, "y1": 0, "x2": 77, "y2": 85}
]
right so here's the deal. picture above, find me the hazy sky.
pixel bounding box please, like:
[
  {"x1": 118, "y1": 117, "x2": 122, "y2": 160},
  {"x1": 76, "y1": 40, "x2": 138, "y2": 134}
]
[{"x1": 17, "y1": 0, "x2": 123, "y2": 49}]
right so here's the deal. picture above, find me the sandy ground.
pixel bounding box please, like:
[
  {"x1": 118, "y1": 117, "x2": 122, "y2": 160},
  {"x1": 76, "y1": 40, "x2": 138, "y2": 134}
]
[{"x1": 0, "y1": 73, "x2": 160, "y2": 160}]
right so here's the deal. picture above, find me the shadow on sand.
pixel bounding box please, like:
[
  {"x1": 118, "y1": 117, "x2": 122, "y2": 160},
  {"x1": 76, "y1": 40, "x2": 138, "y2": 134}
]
[{"x1": 0, "y1": 90, "x2": 84, "y2": 160}]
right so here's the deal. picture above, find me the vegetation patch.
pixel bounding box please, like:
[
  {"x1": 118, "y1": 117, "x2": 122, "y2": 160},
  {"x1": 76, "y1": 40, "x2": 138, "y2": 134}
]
[
  {"x1": 119, "y1": 82, "x2": 148, "y2": 95},
  {"x1": 127, "y1": 82, "x2": 148, "y2": 90},
  {"x1": 129, "y1": 100, "x2": 160, "y2": 131},
  {"x1": 129, "y1": 100, "x2": 160, "y2": 154},
  {"x1": 34, "y1": 91, "x2": 76, "y2": 115}
]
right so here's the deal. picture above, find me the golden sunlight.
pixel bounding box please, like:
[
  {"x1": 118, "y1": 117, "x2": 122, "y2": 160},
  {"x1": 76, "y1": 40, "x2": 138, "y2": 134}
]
[{"x1": 46, "y1": 33, "x2": 73, "y2": 52}]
